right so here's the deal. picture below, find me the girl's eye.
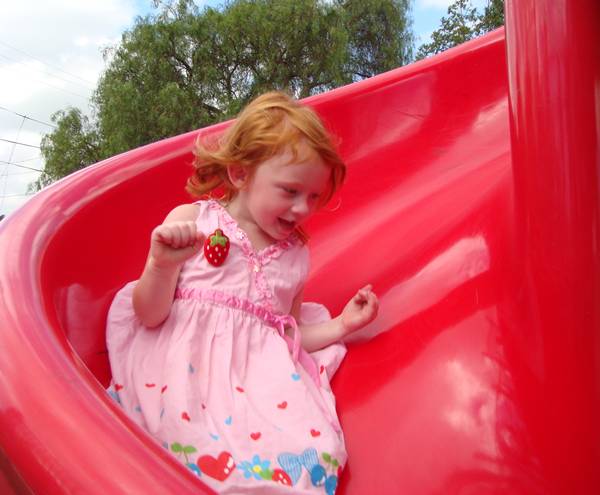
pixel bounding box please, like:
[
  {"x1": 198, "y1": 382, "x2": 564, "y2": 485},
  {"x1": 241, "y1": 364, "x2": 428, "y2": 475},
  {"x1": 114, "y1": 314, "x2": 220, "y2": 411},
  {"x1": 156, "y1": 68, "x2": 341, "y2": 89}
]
[{"x1": 281, "y1": 187, "x2": 297, "y2": 195}]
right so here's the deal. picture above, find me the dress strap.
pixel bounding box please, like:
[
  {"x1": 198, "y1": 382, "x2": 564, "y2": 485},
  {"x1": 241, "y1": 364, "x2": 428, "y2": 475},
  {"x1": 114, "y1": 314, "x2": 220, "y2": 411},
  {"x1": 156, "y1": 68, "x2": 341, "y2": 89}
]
[
  {"x1": 272, "y1": 315, "x2": 323, "y2": 391},
  {"x1": 272, "y1": 314, "x2": 301, "y2": 362}
]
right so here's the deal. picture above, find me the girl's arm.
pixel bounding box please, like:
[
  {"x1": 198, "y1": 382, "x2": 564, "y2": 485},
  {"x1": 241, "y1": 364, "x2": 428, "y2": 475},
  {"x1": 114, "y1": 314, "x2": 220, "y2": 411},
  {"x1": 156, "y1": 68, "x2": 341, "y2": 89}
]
[
  {"x1": 291, "y1": 285, "x2": 379, "y2": 352},
  {"x1": 132, "y1": 204, "x2": 204, "y2": 328}
]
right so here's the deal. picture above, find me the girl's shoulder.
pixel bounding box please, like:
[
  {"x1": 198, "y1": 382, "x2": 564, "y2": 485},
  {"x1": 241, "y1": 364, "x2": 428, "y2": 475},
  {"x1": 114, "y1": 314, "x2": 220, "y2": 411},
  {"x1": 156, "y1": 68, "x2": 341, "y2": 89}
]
[
  {"x1": 164, "y1": 200, "x2": 224, "y2": 223},
  {"x1": 163, "y1": 203, "x2": 201, "y2": 222}
]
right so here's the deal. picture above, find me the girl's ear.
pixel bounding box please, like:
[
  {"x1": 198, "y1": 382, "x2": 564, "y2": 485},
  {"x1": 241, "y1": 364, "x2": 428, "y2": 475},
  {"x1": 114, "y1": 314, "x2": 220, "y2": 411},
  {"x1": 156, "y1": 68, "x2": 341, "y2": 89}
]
[{"x1": 227, "y1": 164, "x2": 249, "y2": 189}]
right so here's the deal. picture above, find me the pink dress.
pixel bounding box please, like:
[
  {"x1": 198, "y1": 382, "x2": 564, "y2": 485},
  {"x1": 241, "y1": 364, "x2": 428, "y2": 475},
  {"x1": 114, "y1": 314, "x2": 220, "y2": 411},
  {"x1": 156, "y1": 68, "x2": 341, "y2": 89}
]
[{"x1": 106, "y1": 200, "x2": 347, "y2": 494}]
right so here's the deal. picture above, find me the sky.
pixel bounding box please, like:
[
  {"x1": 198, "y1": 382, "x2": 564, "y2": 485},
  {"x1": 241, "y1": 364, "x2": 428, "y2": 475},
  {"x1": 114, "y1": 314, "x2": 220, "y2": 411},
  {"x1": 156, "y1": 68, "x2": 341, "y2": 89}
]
[{"x1": 0, "y1": 0, "x2": 488, "y2": 218}]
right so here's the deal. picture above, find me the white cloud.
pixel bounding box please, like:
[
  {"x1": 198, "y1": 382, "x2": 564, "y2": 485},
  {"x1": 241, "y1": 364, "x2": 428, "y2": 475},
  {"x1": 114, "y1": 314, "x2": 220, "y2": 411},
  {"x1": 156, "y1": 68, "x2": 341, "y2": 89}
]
[
  {"x1": 417, "y1": 0, "x2": 455, "y2": 8},
  {"x1": 0, "y1": 1, "x2": 218, "y2": 217},
  {"x1": 417, "y1": 0, "x2": 488, "y2": 11},
  {"x1": 0, "y1": 0, "x2": 140, "y2": 216}
]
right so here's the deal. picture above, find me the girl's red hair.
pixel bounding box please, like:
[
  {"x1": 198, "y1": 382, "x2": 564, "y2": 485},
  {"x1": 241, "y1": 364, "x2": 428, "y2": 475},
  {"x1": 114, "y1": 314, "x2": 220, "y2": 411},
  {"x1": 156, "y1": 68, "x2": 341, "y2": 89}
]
[{"x1": 186, "y1": 91, "x2": 346, "y2": 206}]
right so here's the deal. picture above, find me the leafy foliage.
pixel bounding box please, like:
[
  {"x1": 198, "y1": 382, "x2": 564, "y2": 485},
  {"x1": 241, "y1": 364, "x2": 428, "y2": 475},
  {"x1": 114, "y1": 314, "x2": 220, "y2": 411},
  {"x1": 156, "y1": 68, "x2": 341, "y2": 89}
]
[
  {"x1": 342, "y1": 0, "x2": 413, "y2": 79},
  {"x1": 478, "y1": 0, "x2": 504, "y2": 32},
  {"x1": 30, "y1": 108, "x2": 101, "y2": 191},
  {"x1": 416, "y1": 0, "x2": 504, "y2": 60},
  {"x1": 34, "y1": 0, "x2": 413, "y2": 190}
]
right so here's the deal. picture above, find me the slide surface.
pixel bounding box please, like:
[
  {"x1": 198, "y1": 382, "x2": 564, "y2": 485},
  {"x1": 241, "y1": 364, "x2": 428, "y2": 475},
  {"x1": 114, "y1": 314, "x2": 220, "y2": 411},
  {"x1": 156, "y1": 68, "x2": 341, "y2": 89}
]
[{"x1": 0, "y1": 27, "x2": 596, "y2": 494}]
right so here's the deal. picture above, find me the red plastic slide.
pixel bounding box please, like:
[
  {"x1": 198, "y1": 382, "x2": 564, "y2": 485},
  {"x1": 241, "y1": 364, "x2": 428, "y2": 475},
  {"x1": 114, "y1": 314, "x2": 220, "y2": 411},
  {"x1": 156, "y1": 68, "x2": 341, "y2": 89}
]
[{"x1": 1, "y1": 1, "x2": 599, "y2": 492}]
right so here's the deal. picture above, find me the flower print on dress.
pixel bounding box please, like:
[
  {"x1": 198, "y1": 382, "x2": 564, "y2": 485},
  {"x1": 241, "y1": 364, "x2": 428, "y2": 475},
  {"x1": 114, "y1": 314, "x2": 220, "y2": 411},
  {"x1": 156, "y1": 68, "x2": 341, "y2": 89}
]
[
  {"x1": 106, "y1": 199, "x2": 348, "y2": 493},
  {"x1": 236, "y1": 453, "x2": 293, "y2": 487},
  {"x1": 238, "y1": 454, "x2": 273, "y2": 481}
]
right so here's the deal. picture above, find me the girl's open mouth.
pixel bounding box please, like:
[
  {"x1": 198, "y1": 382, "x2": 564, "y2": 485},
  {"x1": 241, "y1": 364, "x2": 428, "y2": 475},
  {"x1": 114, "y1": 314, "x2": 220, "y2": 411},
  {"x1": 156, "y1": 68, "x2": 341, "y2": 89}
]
[{"x1": 278, "y1": 218, "x2": 295, "y2": 230}]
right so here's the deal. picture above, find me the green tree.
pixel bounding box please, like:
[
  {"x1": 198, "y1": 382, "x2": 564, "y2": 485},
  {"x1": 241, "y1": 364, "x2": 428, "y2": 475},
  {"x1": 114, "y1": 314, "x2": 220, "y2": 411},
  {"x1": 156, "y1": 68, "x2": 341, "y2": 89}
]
[
  {"x1": 30, "y1": 108, "x2": 100, "y2": 191},
  {"x1": 34, "y1": 0, "x2": 413, "y2": 191},
  {"x1": 341, "y1": 0, "x2": 413, "y2": 79},
  {"x1": 416, "y1": 0, "x2": 504, "y2": 60},
  {"x1": 477, "y1": 0, "x2": 504, "y2": 33}
]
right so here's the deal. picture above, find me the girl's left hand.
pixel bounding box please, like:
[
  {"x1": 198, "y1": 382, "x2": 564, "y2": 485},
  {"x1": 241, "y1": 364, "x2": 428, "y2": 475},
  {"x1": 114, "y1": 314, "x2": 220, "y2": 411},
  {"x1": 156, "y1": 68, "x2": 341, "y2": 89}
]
[{"x1": 341, "y1": 284, "x2": 379, "y2": 336}]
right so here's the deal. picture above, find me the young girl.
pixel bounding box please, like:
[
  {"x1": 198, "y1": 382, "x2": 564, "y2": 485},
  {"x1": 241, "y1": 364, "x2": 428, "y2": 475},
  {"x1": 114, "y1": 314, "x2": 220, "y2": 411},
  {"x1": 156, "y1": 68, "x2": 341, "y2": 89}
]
[{"x1": 106, "y1": 92, "x2": 378, "y2": 494}]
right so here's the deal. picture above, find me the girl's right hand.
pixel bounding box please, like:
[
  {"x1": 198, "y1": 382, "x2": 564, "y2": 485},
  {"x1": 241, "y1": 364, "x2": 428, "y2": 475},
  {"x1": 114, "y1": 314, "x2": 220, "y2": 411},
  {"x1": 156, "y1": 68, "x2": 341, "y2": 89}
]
[{"x1": 148, "y1": 221, "x2": 205, "y2": 269}]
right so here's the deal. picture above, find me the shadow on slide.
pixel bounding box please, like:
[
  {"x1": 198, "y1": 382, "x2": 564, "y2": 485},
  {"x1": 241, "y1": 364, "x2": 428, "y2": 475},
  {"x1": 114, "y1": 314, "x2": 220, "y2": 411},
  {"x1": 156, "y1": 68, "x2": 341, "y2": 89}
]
[{"x1": 0, "y1": 28, "x2": 560, "y2": 493}]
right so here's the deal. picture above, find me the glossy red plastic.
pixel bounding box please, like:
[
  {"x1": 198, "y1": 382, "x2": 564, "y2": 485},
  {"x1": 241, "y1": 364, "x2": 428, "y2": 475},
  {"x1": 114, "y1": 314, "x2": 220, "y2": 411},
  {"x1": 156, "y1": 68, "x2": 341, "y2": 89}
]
[
  {"x1": 503, "y1": 0, "x2": 600, "y2": 493},
  {"x1": 0, "y1": 6, "x2": 598, "y2": 493}
]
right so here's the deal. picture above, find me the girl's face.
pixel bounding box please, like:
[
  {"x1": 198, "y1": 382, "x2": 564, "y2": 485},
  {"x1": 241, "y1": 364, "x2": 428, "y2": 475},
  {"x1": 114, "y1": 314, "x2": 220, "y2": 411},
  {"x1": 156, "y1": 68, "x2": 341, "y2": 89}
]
[{"x1": 233, "y1": 144, "x2": 331, "y2": 242}]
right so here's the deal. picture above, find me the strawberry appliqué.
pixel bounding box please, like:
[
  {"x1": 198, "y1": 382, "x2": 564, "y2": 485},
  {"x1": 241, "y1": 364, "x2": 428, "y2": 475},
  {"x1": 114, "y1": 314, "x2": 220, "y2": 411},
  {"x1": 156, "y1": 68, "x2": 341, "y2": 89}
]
[{"x1": 204, "y1": 229, "x2": 230, "y2": 266}]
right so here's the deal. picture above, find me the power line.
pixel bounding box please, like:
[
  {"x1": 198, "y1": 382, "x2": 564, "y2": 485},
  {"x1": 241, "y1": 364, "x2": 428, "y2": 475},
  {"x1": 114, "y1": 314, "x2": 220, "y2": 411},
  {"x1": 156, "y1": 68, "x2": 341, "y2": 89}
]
[
  {"x1": 0, "y1": 138, "x2": 40, "y2": 149},
  {"x1": 6, "y1": 169, "x2": 40, "y2": 176},
  {"x1": 0, "y1": 160, "x2": 43, "y2": 172},
  {"x1": 0, "y1": 52, "x2": 94, "y2": 93},
  {"x1": 0, "y1": 40, "x2": 96, "y2": 86},
  {"x1": 0, "y1": 192, "x2": 33, "y2": 198},
  {"x1": 0, "y1": 54, "x2": 90, "y2": 101},
  {"x1": 0, "y1": 105, "x2": 55, "y2": 129},
  {"x1": 12, "y1": 155, "x2": 42, "y2": 164},
  {"x1": 0, "y1": 116, "x2": 25, "y2": 211}
]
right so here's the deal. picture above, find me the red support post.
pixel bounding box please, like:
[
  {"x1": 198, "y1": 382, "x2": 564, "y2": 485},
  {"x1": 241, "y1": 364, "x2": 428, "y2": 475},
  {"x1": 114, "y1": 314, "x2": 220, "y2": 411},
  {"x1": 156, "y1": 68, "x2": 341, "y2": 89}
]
[{"x1": 504, "y1": 1, "x2": 600, "y2": 492}]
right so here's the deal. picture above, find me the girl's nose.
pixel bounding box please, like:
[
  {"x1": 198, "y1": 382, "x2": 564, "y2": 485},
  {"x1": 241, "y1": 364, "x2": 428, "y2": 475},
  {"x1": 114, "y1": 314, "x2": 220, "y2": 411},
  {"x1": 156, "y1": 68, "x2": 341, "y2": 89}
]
[{"x1": 291, "y1": 197, "x2": 310, "y2": 216}]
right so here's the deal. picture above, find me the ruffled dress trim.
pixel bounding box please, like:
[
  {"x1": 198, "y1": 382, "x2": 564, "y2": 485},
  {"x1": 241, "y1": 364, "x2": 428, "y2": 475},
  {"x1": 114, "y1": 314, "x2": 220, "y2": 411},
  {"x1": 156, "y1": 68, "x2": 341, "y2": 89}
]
[
  {"x1": 206, "y1": 200, "x2": 301, "y2": 311},
  {"x1": 175, "y1": 287, "x2": 319, "y2": 387}
]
